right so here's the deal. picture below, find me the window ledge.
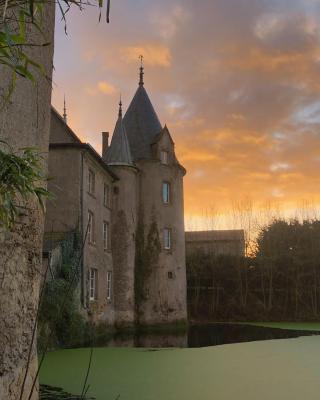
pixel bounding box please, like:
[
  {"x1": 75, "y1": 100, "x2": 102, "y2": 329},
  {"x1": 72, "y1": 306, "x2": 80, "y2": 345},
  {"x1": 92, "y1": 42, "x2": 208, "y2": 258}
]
[{"x1": 87, "y1": 191, "x2": 96, "y2": 199}]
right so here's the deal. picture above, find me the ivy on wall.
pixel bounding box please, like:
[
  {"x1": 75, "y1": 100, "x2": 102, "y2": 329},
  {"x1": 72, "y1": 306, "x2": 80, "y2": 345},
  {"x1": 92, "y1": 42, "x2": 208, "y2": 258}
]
[{"x1": 38, "y1": 232, "x2": 89, "y2": 350}]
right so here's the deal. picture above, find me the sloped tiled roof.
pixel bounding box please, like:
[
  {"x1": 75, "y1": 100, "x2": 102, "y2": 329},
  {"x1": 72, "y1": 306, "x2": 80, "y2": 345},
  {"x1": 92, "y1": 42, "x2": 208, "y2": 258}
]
[
  {"x1": 185, "y1": 230, "x2": 245, "y2": 242},
  {"x1": 51, "y1": 107, "x2": 81, "y2": 144},
  {"x1": 49, "y1": 108, "x2": 118, "y2": 180},
  {"x1": 123, "y1": 85, "x2": 162, "y2": 160},
  {"x1": 105, "y1": 113, "x2": 134, "y2": 166}
]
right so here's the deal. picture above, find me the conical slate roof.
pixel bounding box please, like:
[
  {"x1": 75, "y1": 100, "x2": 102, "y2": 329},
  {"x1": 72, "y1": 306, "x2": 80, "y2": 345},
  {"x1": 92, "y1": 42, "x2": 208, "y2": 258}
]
[
  {"x1": 105, "y1": 109, "x2": 133, "y2": 166},
  {"x1": 123, "y1": 84, "x2": 162, "y2": 160}
]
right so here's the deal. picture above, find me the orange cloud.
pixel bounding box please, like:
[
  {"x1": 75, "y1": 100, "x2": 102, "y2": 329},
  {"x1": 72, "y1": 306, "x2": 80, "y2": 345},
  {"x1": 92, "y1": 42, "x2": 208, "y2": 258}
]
[
  {"x1": 97, "y1": 81, "x2": 117, "y2": 95},
  {"x1": 120, "y1": 44, "x2": 171, "y2": 67},
  {"x1": 84, "y1": 81, "x2": 117, "y2": 96}
]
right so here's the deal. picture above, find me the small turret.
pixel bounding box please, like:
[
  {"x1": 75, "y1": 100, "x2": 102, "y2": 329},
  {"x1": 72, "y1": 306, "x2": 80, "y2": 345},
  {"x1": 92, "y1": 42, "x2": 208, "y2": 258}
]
[
  {"x1": 105, "y1": 97, "x2": 134, "y2": 167},
  {"x1": 107, "y1": 96, "x2": 138, "y2": 328}
]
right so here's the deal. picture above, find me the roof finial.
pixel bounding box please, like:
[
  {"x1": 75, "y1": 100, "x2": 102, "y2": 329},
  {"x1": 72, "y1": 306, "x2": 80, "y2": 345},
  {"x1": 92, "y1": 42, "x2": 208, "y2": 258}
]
[
  {"x1": 139, "y1": 54, "x2": 144, "y2": 86},
  {"x1": 63, "y1": 94, "x2": 67, "y2": 123},
  {"x1": 118, "y1": 94, "x2": 122, "y2": 118}
]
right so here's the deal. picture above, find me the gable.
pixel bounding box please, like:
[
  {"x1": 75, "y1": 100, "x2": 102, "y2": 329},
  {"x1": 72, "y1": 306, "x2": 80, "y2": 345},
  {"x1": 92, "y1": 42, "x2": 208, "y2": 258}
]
[
  {"x1": 50, "y1": 107, "x2": 81, "y2": 144},
  {"x1": 151, "y1": 127, "x2": 176, "y2": 162},
  {"x1": 152, "y1": 126, "x2": 174, "y2": 149}
]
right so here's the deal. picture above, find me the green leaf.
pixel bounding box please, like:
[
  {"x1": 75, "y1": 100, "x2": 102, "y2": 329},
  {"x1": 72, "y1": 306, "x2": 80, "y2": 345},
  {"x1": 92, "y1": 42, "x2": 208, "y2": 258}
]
[{"x1": 15, "y1": 65, "x2": 35, "y2": 81}]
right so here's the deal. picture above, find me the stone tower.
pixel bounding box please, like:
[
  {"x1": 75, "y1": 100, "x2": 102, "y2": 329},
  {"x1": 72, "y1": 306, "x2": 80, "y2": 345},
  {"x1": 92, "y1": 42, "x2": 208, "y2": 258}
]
[
  {"x1": 103, "y1": 99, "x2": 138, "y2": 329},
  {"x1": 106, "y1": 64, "x2": 187, "y2": 327}
]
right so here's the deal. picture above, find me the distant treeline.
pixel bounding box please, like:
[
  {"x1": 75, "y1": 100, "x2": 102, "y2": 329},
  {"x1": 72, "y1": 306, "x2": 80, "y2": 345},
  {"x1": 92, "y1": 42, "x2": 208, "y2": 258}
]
[{"x1": 187, "y1": 219, "x2": 320, "y2": 321}]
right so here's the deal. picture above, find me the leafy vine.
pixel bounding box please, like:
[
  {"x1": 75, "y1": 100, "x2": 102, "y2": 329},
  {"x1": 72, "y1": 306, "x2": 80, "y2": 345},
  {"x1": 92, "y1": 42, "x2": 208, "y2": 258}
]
[{"x1": 0, "y1": 141, "x2": 50, "y2": 228}]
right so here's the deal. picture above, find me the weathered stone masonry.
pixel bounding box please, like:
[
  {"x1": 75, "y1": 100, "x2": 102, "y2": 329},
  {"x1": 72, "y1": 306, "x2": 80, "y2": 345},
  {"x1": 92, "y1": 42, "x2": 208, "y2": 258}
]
[{"x1": 45, "y1": 66, "x2": 188, "y2": 329}]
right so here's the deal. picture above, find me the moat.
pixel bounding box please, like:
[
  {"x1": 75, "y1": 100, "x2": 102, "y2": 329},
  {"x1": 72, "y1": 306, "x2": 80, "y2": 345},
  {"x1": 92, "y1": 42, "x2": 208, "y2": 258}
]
[
  {"x1": 40, "y1": 323, "x2": 320, "y2": 400},
  {"x1": 97, "y1": 322, "x2": 320, "y2": 348}
]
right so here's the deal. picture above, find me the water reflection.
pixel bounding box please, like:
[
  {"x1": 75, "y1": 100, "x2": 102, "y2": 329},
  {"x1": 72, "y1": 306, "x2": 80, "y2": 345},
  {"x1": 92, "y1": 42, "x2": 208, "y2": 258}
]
[
  {"x1": 107, "y1": 323, "x2": 319, "y2": 348},
  {"x1": 110, "y1": 332, "x2": 188, "y2": 348},
  {"x1": 188, "y1": 323, "x2": 319, "y2": 348}
]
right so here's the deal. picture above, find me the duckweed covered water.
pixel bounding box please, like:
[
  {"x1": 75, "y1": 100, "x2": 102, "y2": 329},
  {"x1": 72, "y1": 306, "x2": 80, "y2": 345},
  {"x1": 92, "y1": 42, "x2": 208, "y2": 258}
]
[{"x1": 40, "y1": 335, "x2": 320, "y2": 400}]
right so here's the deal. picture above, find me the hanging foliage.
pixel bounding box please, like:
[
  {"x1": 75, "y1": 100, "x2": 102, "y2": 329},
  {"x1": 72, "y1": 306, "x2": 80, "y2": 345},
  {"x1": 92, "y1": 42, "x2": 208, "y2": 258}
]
[
  {"x1": 0, "y1": 141, "x2": 50, "y2": 228},
  {"x1": 0, "y1": 0, "x2": 111, "y2": 102}
]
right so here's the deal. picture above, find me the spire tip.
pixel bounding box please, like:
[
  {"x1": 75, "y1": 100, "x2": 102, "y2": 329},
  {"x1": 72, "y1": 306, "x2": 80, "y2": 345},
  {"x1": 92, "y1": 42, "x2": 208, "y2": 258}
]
[
  {"x1": 118, "y1": 94, "x2": 122, "y2": 118},
  {"x1": 139, "y1": 55, "x2": 144, "y2": 86},
  {"x1": 63, "y1": 95, "x2": 67, "y2": 123}
]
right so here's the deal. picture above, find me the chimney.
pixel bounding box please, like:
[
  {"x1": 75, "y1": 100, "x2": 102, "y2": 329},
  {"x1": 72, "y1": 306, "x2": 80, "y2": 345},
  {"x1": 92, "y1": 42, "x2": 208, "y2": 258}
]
[{"x1": 102, "y1": 131, "x2": 109, "y2": 160}]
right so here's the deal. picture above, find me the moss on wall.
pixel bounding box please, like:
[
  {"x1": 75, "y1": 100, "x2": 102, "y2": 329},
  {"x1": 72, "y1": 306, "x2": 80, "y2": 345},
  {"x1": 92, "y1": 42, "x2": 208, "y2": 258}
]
[{"x1": 134, "y1": 210, "x2": 161, "y2": 324}]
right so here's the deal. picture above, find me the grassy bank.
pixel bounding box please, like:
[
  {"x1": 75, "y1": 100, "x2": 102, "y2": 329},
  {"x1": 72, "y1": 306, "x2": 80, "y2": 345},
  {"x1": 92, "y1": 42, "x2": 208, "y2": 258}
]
[{"x1": 245, "y1": 322, "x2": 320, "y2": 331}]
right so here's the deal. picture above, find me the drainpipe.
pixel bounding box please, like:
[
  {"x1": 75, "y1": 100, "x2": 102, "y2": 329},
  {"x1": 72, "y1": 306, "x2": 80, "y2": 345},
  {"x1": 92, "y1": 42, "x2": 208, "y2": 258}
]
[{"x1": 80, "y1": 150, "x2": 85, "y2": 308}]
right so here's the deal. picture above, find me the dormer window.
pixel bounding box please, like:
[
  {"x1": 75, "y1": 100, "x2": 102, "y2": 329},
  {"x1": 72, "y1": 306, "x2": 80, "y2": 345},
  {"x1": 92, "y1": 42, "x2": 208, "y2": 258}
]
[{"x1": 160, "y1": 150, "x2": 169, "y2": 165}]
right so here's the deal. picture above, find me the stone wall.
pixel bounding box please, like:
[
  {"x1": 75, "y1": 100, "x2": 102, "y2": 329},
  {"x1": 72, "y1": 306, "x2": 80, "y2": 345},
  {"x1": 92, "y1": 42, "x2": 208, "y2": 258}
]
[{"x1": 0, "y1": 3, "x2": 55, "y2": 399}]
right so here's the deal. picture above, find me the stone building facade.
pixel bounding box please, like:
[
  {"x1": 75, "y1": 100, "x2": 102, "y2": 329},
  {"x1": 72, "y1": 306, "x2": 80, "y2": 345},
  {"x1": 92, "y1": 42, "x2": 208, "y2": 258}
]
[
  {"x1": 45, "y1": 108, "x2": 117, "y2": 325},
  {"x1": 185, "y1": 230, "x2": 245, "y2": 257},
  {"x1": 44, "y1": 66, "x2": 188, "y2": 328}
]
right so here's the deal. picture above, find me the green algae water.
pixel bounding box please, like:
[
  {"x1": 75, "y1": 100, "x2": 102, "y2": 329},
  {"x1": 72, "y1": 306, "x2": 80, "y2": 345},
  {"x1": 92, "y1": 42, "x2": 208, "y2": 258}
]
[
  {"x1": 40, "y1": 335, "x2": 320, "y2": 400},
  {"x1": 39, "y1": 324, "x2": 320, "y2": 400}
]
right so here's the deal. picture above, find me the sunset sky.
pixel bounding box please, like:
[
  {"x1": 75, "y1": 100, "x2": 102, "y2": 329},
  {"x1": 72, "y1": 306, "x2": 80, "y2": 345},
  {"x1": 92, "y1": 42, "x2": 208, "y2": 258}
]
[{"x1": 53, "y1": 0, "x2": 320, "y2": 228}]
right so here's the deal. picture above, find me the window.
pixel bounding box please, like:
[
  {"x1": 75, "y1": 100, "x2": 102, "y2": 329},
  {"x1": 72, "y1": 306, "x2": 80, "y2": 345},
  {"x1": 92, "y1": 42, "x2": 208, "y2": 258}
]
[
  {"x1": 89, "y1": 268, "x2": 98, "y2": 301},
  {"x1": 104, "y1": 184, "x2": 110, "y2": 207},
  {"x1": 103, "y1": 221, "x2": 110, "y2": 251},
  {"x1": 164, "y1": 228, "x2": 171, "y2": 250},
  {"x1": 168, "y1": 271, "x2": 174, "y2": 279},
  {"x1": 88, "y1": 169, "x2": 95, "y2": 194},
  {"x1": 162, "y1": 182, "x2": 170, "y2": 204},
  {"x1": 88, "y1": 210, "x2": 95, "y2": 244},
  {"x1": 106, "y1": 271, "x2": 112, "y2": 300},
  {"x1": 160, "y1": 150, "x2": 169, "y2": 165}
]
